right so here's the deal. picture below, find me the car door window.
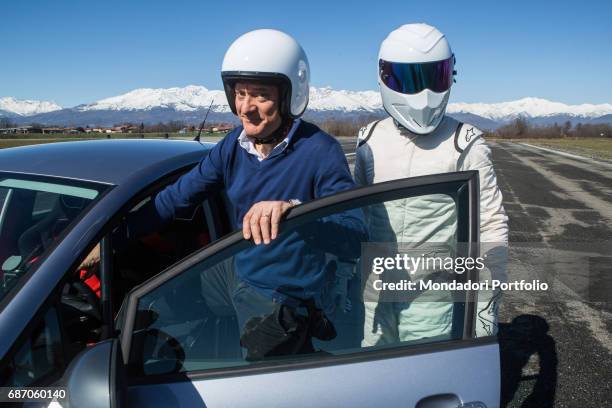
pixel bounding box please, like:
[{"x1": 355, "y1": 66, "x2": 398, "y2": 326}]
[{"x1": 121, "y1": 172, "x2": 479, "y2": 379}]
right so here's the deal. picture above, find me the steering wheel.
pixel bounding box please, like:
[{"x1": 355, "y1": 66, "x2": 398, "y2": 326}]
[{"x1": 61, "y1": 278, "x2": 102, "y2": 322}]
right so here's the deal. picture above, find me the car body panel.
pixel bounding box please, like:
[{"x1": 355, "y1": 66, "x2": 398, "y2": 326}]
[
  {"x1": 0, "y1": 139, "x2": 213, "y2": 185},
  {"x1": 126, "y1": 341, "x2": 500, "y2": 407}
]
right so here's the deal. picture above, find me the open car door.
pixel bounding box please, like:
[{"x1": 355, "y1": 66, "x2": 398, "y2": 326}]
[{"x1": 63, "y1": 171, "x2": 500, "y2": 408}]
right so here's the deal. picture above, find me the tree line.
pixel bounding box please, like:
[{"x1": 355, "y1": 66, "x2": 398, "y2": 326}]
[
  {"x1": 314, "y1": 115, "x2": 384, "y2": 136},
  {"x1": 317, "y1": 116, "x2": 612, "y2": 138},
  {"x1": 485, "y1": 118, "x2": 611, "y2": 139},
  {"x1": 0, "y1": 119, "x2": 233, "y2": 133},
  {"x1": 3, "y1": 116, "x2": 611, "y2": 138}
]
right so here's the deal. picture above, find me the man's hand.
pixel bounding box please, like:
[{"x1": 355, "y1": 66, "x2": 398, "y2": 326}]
[
  {"x1": 242, "y1": 201, "x2": 294, "y2": 245},
  {"x1": 78, "y1": 243, "x2": 100, "y2": 270}
]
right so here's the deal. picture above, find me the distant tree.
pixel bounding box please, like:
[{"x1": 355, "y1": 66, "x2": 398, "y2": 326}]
[
  {"x1": 494, "y1": 117, "x2": 530, "y2": 139},
  {"x1": 515, "y1": 117, "x2": 529, "y2": 137},
  {"x1": 551, "y1": 123, "x2": 561, "y2": 138},
  {"x1": 315, "y1": 115, "x2": 384, "y2": 137},
  {"x1": 562, "y1": 120, "x2": 572, "y2": 137}
]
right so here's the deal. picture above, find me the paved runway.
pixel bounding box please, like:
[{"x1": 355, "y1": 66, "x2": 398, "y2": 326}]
[
  {"x1": 341, "y1": 137, "x2": 611, "y2": 407},
  {"x1": 491, "y1": 141, "x2": 611, "y2": 408}
]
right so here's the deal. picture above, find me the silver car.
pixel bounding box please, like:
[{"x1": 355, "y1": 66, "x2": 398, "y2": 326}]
[{"x1": 0, "y1": 139, "x2": 499, "y2": 407}]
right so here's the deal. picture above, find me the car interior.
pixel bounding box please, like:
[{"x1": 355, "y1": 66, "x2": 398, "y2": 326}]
[
  {"x1": 60, "y1": 191, "x2": 233, "y2": 363},
  {"x1": 0, "y1": 188, "x2": 94, "y2": 295},
  {"x1": 0, "y1": 174, "x2": 233, "y2": 365}
]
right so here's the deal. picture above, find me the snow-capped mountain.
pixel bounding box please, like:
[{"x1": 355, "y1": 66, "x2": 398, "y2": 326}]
[
  {"x1": 309, "y1": 87, "x2": 382, "y2": 112},
  {"x1": 447, "y1": 97, "x2": 612, "y2": 121},
  {"x1": 0, "y1": 97, "x2": 62, "y2": 117},
  {"x1": 77, "y1": 85, "x2": 231, "y2": 113},
  {"x1": 2, "y1": 85, "x2": 611, "y2": 129},
  {"x1": 76, "y1": 85, "x2": 383, "y2": 114}
]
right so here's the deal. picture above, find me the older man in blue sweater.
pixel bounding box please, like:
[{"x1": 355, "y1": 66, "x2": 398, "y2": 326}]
[
  {"x1": 140, "y1": 30, "x2": 367, "y2": 356},
  {"x1": 153, "y1": 80, "x2": 365, "y2": 303}
]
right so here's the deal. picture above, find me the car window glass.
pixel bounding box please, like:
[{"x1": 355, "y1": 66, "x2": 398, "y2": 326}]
[
  {"x1": 32, "y1": 191, "x2": 59, "y2": 216},
  {"x1": 127, "y1": 191, "x2": 470, "y2": 377},
  {"x1": 0, "y1": 176, "x2": 106, "y2": 303},
  {"x1": 0, "y1": 308, "x2": 63, "y2": 386}
]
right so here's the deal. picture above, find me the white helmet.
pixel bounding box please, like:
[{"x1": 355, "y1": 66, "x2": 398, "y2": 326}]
[
  {"x1": 378, "y1": 23, "x2": 455, "y2": 134},
  {"x1": 221, "y1": 29, "x2": 310, "y2": 118}
]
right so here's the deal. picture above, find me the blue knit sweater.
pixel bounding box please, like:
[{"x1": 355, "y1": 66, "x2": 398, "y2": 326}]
[{"x1": 152, "y1": 121, "x2": 367, "y2": 303}]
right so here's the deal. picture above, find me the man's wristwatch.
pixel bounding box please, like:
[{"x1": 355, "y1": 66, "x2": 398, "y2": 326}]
[{"x1": 288, "y1": 199, "x2": 302, "y2": 207}]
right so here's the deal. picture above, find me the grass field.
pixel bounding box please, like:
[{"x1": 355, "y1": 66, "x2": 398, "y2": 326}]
[
  {"x1": 0, "y1": 132, "x2": 227, "y2": 149},
  {"x1": 501, "y1": 137, "x2": 612, "y2": 161}
]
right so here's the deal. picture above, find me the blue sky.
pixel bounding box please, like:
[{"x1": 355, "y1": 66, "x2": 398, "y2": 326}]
[{"x1": 2, "y1": 0, "x2": 611, "y2": 107}]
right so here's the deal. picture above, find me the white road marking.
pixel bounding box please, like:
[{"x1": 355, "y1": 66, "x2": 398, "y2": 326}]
[{"x1": 520, "y1": 143, "x2": 612, "y2": 169}]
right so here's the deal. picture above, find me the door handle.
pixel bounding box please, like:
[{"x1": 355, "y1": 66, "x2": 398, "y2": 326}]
[{"x1": 416, "y1": 394, "x2": 487, "y2": 408}]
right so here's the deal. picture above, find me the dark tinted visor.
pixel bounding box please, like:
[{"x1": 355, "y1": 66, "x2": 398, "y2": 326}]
[{"x1": 379, "y1": 56, "x2": 454, "y2": 94}]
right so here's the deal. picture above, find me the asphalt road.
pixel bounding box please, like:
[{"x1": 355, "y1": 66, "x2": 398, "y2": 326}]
[
  {"x1": 490, "y1": 141, "x2": 611, "y2": 408},
  {"x1": 339, "y1": 137, "x2": 612, "y2": 408}
]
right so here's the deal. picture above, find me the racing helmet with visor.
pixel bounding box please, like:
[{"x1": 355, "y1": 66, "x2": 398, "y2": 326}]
[{"x1": 379, "y1": 23, "x2": 456, "y2": 134}]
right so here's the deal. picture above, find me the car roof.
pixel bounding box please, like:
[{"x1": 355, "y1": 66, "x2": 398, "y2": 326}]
[{"x1": 0, "y1": 139, "x2": 214, "y2": 185}]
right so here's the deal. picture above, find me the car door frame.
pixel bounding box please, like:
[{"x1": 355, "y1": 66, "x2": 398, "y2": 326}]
[
  {"x1": 118, "y1": 170, "x2": 488, "y2": 384},
  {"x1": 95, "y1": 177, "x2": 231, "y2": 337}
]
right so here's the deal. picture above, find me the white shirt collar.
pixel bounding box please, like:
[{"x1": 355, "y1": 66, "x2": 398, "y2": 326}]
[{"x1": 238, "y1": 119, "x2": 301, "y2": 161}]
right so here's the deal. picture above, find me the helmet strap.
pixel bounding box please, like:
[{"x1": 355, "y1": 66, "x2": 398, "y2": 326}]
[{"x1": 252, "y1": 117, "x2": 294, "y2": 145}]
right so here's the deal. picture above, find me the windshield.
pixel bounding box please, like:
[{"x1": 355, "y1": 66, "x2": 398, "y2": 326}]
[{"x1": 0, "y1": 174, "x2": 107, "y2": 303}]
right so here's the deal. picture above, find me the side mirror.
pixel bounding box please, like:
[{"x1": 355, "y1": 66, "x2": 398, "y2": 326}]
[{"x1": 58, "y1": 339, "x2": 126, "y2": 408}]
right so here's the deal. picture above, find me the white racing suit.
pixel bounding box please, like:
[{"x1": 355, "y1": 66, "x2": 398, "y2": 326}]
[{"x1": 355, "y1": 116, "x2": 508, "y2": 344}]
